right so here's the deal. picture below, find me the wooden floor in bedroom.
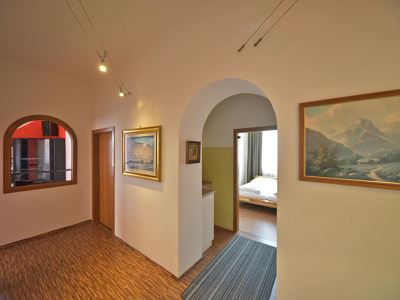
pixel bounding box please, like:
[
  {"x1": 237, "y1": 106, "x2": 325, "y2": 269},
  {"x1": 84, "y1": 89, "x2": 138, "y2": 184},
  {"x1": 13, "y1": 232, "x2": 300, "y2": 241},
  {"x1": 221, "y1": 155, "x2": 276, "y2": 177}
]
[
  {"x1": 0, "y1": 221, "x2": 234, "y2": 300},
  {"x1": 238, "y1": 202, "x2": 277, "y2": 246}
]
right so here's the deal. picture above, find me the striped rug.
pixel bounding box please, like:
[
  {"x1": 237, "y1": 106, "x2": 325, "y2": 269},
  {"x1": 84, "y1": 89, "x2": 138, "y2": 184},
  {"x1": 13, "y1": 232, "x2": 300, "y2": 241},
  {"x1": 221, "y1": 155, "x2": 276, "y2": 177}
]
[{"x1": 182, "y1": 235, "x2": 276, "y2": 300}]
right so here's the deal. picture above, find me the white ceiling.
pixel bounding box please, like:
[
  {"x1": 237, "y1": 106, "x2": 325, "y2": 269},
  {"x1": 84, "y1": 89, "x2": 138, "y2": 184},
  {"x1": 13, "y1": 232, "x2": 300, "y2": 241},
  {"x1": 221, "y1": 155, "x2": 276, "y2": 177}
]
[
  {"x1": 2, "y1": 1, "x2": 399, "y2": 84},
  {"x1": 0, "y1": 0, "x2": 206, "y2": 80}
]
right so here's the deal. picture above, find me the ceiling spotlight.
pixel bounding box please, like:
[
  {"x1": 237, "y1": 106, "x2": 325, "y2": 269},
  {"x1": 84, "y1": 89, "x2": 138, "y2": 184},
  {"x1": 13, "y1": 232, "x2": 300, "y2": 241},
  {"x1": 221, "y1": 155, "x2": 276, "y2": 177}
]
[
  {"x1": 119, "y1": 87, "x2": 125, "y2": 97},
  {"x1": 98, "y1": 52, "x2": 107, "y2": 73},
  {"x1": 98, "y1": 62, "x2": 107, "y2": 73}
]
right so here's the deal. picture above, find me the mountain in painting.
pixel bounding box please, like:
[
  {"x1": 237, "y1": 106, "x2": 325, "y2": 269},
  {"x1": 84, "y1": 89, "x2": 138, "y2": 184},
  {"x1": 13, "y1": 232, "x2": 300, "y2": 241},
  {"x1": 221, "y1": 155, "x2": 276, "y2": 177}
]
[
  {"x1": 305, "y1": 126, "x2": 400, "y2": 182},
  {"x1": 333, "y1": 118, "x2": 398, "y2": 157},
  {"x1": 306, "y1": 128, "x2": 361, "y2": 167}
]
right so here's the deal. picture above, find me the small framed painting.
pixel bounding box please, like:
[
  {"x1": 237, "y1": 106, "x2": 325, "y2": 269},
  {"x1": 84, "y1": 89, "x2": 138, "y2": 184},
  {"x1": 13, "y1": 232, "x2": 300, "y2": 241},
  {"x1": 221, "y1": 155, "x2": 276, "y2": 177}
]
[
  {"x1": 299, "y1": 89, "x2": 400, "y2": 190},
  {"x1": 186, "y1": 141, "x2": 201, "y2": 164},
  {"x1": 123, "y1": 126, "x2": 161, "y2": 181}
]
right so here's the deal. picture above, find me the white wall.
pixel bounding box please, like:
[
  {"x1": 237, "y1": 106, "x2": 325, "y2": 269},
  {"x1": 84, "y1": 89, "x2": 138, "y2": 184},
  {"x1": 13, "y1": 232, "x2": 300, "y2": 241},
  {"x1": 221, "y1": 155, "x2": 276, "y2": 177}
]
[
  {"x1": 91, "y1": 0, "x2": 400, "y2": 298},
  {"x1": 202, "y1": 93, "x2": 276, "y2": 147},
  {"x1": 0, "y1": 59, "x2": 92, "y2": 246},
  {"x1": 91, "y1": 80, "x2": 180, "y2": 275}
]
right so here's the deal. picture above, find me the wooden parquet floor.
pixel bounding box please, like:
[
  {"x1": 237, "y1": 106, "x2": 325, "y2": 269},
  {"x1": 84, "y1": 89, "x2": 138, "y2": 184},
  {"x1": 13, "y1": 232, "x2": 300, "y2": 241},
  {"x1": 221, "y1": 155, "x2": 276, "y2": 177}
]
[
  {"x1": 239, "y1": 202, "x2": 277, "y2": 245},
  {"x1": 0, "y1": 222, "x2": 234, "y2": 300}
]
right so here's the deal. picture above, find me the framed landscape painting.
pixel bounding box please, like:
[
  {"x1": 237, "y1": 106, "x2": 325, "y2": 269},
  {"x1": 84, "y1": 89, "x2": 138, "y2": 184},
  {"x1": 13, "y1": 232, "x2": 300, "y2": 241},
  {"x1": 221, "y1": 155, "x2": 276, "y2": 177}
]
[
  {"x1": 300, "y1": 89, "x2": 400, "y2": 190},
  {"x1": 123, "y1": 126, "x2": 161, "y2": 181}
]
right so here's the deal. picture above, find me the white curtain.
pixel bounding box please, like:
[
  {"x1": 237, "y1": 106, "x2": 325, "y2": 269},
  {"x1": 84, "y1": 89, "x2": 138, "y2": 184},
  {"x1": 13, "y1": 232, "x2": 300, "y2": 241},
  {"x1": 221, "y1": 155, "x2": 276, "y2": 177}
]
[{"x1": 261, "y1": 130, "x2": 278, "y2": 177}]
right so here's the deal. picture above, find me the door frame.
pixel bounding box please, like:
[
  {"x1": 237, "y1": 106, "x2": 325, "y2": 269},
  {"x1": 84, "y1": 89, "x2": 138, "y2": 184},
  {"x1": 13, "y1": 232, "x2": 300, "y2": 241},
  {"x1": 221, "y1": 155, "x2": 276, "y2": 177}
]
[
  {"x1": 233, "y1": 126, "x2": 277, "y2": 232},
  {"x1": 92, "y1": 126, "x2": 115, "y2": 234}
]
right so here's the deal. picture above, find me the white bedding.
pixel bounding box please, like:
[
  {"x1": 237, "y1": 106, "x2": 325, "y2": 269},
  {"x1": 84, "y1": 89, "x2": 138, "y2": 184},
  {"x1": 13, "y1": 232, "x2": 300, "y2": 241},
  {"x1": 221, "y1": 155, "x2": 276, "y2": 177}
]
[{"x1": 239, "y1": 177, "x2": 277, "y2": 202}]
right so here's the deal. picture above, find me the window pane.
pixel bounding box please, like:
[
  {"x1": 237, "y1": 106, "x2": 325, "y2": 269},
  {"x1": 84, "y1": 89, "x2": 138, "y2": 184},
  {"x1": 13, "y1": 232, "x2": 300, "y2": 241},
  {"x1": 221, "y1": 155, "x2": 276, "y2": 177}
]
[{"x1": 261, "y1": 130, "x2": 278, "y2": 177}]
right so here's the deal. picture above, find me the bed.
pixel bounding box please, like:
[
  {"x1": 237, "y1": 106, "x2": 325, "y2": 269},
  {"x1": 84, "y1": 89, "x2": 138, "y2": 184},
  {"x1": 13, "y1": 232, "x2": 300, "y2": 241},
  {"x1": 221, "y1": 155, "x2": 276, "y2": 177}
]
[{"x1": 239, "y1": 176, "x2": 277, "y2": 209}]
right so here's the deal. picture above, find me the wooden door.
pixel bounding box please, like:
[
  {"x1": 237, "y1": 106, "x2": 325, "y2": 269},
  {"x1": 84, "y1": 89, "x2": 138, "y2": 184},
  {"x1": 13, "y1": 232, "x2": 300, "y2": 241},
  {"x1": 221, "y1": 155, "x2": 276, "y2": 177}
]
[
  {"x1": 93, "y1": 128, "x2": 115, "y2": 232},
  {"x1": 98, "y1": 132, "x2": 113, "y2": 229}
]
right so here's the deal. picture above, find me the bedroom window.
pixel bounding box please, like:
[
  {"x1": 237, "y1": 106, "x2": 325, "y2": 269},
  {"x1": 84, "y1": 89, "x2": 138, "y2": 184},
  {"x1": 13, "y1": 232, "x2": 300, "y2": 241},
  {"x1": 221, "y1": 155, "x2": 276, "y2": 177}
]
[
  {"x1": 3, "y1": 115, "x2": 77, "y2": 193},
  {"x1": 261, "y1": 130, "x2": 278, "y2": 177},
  {"x1": 238, "y1": 128, "x2": 278, "y2": 185}
]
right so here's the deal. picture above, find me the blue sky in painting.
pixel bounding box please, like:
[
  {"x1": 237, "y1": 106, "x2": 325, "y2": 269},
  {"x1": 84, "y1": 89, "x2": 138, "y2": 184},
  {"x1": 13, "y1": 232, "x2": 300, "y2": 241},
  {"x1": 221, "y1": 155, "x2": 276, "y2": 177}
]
[
  {"x1": 305, "y1": 96, "x2": 400, "y2": 137},
  {"x1": 130, "y1": 135, "x2": 154, "y2": 147},
  {"x1": 305, "y1": 105, "x2": 330, "y2": 118}
]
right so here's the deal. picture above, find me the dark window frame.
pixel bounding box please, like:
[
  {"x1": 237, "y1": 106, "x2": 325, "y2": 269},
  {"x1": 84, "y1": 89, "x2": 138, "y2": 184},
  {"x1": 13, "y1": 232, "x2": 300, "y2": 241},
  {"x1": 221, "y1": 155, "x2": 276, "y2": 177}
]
[{"x1": 3, "y1": 115, "x2": 78, "y2": 193}]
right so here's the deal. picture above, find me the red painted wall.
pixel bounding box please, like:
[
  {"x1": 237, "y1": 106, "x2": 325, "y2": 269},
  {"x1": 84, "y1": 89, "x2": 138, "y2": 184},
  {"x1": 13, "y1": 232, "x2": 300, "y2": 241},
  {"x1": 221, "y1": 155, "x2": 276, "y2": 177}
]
[{"x1": 12, "y1": 121, "x2": 66, "y2": 139}]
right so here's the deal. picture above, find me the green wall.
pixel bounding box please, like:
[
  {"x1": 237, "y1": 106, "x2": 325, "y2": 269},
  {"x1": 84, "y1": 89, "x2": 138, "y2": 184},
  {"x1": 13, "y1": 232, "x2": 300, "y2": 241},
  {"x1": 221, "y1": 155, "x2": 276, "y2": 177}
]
[{"x1": 202, "y1": 147, "x2": 233, "y2": 230}]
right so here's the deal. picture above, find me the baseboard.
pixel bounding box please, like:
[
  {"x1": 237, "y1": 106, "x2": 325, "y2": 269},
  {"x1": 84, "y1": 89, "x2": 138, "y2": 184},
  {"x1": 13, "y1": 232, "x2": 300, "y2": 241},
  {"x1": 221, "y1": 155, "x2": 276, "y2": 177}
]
[
  {"x1": 179, "y1": 226, "x2": 235, "y2": 279},
  {"x1": 0, "y1": 220, "x2": 92, "y2": 249},
  {"x1": 114, "y1": 236, "x2": 180, "y2": 280},
  {"x1": 214, "y1": 225, "x2": 235, "y2": 233}
]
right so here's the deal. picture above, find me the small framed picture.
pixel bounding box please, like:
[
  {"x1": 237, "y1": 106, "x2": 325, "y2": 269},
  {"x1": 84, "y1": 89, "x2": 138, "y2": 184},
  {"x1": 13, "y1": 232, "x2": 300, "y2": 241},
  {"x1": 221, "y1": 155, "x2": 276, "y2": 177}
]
[
  {"x1": 186, "y1": 141, "x2": 201, "y2": 164},
  {"x1": 123, "y1": 126, "x2": 161, "y2": 181}
]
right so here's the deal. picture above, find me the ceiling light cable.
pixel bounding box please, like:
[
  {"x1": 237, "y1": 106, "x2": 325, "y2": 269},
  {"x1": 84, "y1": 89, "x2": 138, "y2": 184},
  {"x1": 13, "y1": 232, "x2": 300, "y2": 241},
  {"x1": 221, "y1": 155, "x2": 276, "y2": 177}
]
[
  {"x1": 77, "y1": 0, "x2": 127, "y2": 93},
  {"x1": 63, "y1": 0, "x2": 102, "y2": 58},
  {"x1": 254, "y1": 0, "x2": 299, "y2": 47},
  {"x1": 237, "y1": 0, "x2": 285, "y2": 52},
  {"x1": 64, "y1": 0, "x2": 132, "y2": 97},
  {"x1": 77, "y1": 0, "x2": 107, "y2": 53}
]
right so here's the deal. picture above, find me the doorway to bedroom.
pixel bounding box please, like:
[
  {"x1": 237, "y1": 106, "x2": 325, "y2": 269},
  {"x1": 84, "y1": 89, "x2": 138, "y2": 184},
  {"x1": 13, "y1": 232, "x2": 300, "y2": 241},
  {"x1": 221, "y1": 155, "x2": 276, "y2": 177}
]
[
  {"x1": 201, "y1": 92, "x2": 277, "y2": 247},
  {"x1": 234, "y1": 127, "x2": 277, "y2": 245}
]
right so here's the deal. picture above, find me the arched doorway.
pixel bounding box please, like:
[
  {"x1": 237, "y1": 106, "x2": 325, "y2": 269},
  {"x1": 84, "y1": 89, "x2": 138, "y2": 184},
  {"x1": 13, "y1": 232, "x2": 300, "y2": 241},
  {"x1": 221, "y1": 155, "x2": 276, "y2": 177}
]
[
  {"x1": 178, "y1": 78, "x2": 278, "y2": 275},
  {"x1": 202, "y1": 94, "x2": 277, "y2": 243}
]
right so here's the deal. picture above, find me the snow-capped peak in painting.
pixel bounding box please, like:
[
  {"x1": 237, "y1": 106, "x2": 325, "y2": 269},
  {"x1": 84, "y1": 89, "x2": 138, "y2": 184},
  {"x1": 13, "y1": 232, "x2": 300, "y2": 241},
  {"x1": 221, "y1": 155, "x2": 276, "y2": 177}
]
[{"x1": 333, "y1": 118, "x2": 398, "y2": 157}]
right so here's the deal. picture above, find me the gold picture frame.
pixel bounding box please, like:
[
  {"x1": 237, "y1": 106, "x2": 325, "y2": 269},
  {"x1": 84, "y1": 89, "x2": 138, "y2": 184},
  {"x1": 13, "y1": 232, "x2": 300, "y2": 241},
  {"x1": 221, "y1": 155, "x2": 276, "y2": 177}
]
[
  {"x1": 186, "y1": 141, "x2": 201, "y2": 164},
  {"x1": 123, "y1": 126, "x2": 161, "y2": 181},
  {"x1": 300, "y1": 89, "x2": 400, "y2": 190}
]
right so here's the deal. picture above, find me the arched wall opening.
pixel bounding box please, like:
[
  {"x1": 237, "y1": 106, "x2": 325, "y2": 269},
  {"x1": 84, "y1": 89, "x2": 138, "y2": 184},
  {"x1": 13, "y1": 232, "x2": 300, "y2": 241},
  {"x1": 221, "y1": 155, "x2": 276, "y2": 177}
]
[
  {"x1": 178, "y1": 78, "x2": 278, "y2": 275},
  {"x1": 3, "y1": 115, "x2": 78, "y2": 194},
  {"x1": 202, "y1": 93, "x2": 277, "y2": 233}
]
